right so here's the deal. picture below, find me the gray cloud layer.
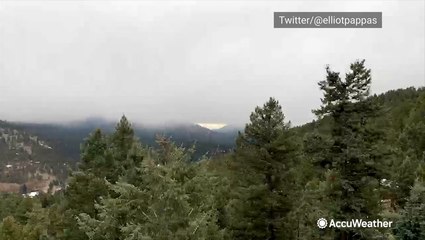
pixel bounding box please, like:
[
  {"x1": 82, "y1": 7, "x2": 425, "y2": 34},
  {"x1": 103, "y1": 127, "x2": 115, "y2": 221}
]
[{"x1": 0, "y1": 1, "x2": 424, "y2": 126}]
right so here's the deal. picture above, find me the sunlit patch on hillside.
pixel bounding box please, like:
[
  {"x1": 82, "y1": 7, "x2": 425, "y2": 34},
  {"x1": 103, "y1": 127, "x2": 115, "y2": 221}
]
[{"x1": 196, "y1": 123, "x2": 227, "y2": 130}]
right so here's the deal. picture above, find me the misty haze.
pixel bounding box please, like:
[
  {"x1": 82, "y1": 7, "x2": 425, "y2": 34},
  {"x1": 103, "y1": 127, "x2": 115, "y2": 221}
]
[
  {"x1": 0, "y1": 1, "x2": 424, "y2": 240},
  {"x1": 1, "y1": 1, "x2": 423, "y2": 126}
]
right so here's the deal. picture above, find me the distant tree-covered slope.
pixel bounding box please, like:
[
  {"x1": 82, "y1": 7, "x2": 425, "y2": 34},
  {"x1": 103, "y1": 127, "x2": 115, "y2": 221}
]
[
  {"x1": 1, "y1": 119, "x2": 239, "y2": 165},
  {"x1": 1, "y1": 86, "x2": 422, "y2": 191},
  {"x1": 0, "y1": 121, "x2": 68, "y2": 194},
  {"x1": 292, "y1": 86, "x2": 425, "y2": 140}
]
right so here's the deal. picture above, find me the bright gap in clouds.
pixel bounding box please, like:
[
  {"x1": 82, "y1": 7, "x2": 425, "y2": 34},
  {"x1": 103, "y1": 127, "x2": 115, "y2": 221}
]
[{"x1": 197, "y1": 123, "x2": 227, "y2": 130}]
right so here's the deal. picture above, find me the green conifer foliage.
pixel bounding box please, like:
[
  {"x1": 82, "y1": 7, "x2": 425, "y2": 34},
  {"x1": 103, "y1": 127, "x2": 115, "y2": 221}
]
[
  {"x1": 228, "y1": 97, "x2": 298, "y2": 239},
  {"x1": 395, "y1": 180, "x2": 425, "y2": 240},
  {"x1": 78, "y1": 137, "x2": 226, "y2": 240},
  {"x1": 0, "y1": 216, "x2": 23, "y2": 240},
  {"x1": 314, "y1": 60, "x2": 384, "y2": 239}
]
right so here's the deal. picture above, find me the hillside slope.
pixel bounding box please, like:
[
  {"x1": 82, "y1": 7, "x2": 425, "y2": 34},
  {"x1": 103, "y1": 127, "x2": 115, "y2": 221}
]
[{"x1": 0, "y1": 121, "x2": 66, "y2": 193}]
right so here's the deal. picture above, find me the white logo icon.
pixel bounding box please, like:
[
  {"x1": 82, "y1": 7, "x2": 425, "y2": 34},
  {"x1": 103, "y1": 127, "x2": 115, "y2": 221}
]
[{"x1": 317, "y1": 218, "x2": 328, "y2": 229}]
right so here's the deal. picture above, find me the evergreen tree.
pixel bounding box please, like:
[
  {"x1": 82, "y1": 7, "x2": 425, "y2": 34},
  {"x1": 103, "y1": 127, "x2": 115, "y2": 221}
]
[
  {"x1": 15, "y1": 197, "x2": 34, "y2": 224},
  {"x1": 111, "y1": 115, "x2": 135, "y2": 161},
  {"x1": 20, "y1": 184, "x2": 28, "y2": 195},
  {"x1": 79, "y1": 128, "x2": 108, "y2": 177},
  {"x1": 314, "y1": 60, "x2": 384, "y2": 239},
  {"x1": 395, "y1": 180, "x2": 425, "y2": 240},
  {"x1": 108, "y1": 115, "x2": 143, "y2": 183},
  {"x1": 78, "y1": 137, "x2": 226, "y2": 240},
  {"x1": 228, "y1": 97, "x2": 298, "y2": 239},
  {"x1": 0, "y1": 216, "x2": 23, "y2": 240},
  {"x1": 61, "y1": 128, "x2": 111, "y2": 240}
]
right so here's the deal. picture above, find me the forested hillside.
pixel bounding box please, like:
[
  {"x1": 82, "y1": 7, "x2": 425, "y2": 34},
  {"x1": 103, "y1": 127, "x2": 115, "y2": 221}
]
[
  {"x1": 0, "y1": 120, "x2": 238, "y2": 195},
  {"x1": 2, "y1": 120, "x2": 238, "y2": 163},
  {"x1": 0, "y1": 60, "x2": 424, "y2": 239},
  {"x1": 0, "y1": 121, "x2": 69, "y2": 194}
]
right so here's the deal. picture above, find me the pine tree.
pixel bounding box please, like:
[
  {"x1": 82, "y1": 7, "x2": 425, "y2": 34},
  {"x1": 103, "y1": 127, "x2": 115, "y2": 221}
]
[
  {"x1": 314, "y1": 60, "x2": 384, "y2": 239},
  {"x1": 108, "y1": 115, "x2": 143, "y2": 183},
  {"x1": 0, "y1": 216, "x2": 23, "y2": 240},
  {"x1": 395, "y1": 180, "x2": 425, "y2": 239},
  {"x1": 60, "y1": 129, "x2": 111, "y2": 240},
  {"x1": 228, "y1": 97, "x2": 298, "y2": 239},
  {"x1": 111, "y1": 115, "x2": 135, "y2": 160},
  {"x1": 15, "y1": 197, "x2": 34, "y2": 224},
  {"x1": 78, "y1": 137, "x2": 226, "y2": 240},
  {"x1": 59, "y1": 116, "x2": 148, "y2": 240},
  {"x1": 79, "y1": 128, "x2": 108, "y2": 177}
]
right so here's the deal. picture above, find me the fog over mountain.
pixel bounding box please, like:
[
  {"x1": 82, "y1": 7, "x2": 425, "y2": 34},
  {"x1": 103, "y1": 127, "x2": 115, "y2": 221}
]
[{"x1": 0, "y1": 1, "x2": 424, "y2": 126}]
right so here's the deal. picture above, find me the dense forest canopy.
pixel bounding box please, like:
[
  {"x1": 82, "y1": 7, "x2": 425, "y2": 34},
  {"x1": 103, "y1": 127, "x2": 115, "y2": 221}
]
[{"x1": 0, "y1": 60, "x2": 424, "y2": 240}]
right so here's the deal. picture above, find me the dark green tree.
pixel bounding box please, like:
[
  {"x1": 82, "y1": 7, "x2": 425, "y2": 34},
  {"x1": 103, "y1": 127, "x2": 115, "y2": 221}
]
[
  {"x1": 58, "y1": 128, "x2": 112, "y2": 240},
  {"x1": 78, "y1": 137, "x2": 226, "y2": 240},
  {"x1": 108, "y1": 115, "x2": 144, "y2": 183},
  {"x1": 395, "y1": 180, "x2": 425, "y2": 240},
  {"x1": 228, "y1": 97, "x2": 298, "y2": 239},
  {"x1": 314, "y1": 60, "x2": 384, "y2": 239},
  {"x1": 0, "y1": 216, "x2": 23, "y2": 240},
  {"x1": 78, "y1": 128, "x2": 108, "y2": 177}
]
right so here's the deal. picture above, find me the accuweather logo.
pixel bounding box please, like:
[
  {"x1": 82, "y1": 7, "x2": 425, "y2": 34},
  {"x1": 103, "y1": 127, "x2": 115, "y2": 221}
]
[
  {"x1": 317, "y1": 218, "x2": 328, "y2": 229},
  {"x1": 317, "y1": 218, "x2": 393, "y2": 229}
]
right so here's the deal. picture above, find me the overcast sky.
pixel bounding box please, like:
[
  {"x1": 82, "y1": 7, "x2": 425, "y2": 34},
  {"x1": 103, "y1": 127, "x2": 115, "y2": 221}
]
[{"x1": 0, "y1": 0, "x2": 424, "y2": 126}]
